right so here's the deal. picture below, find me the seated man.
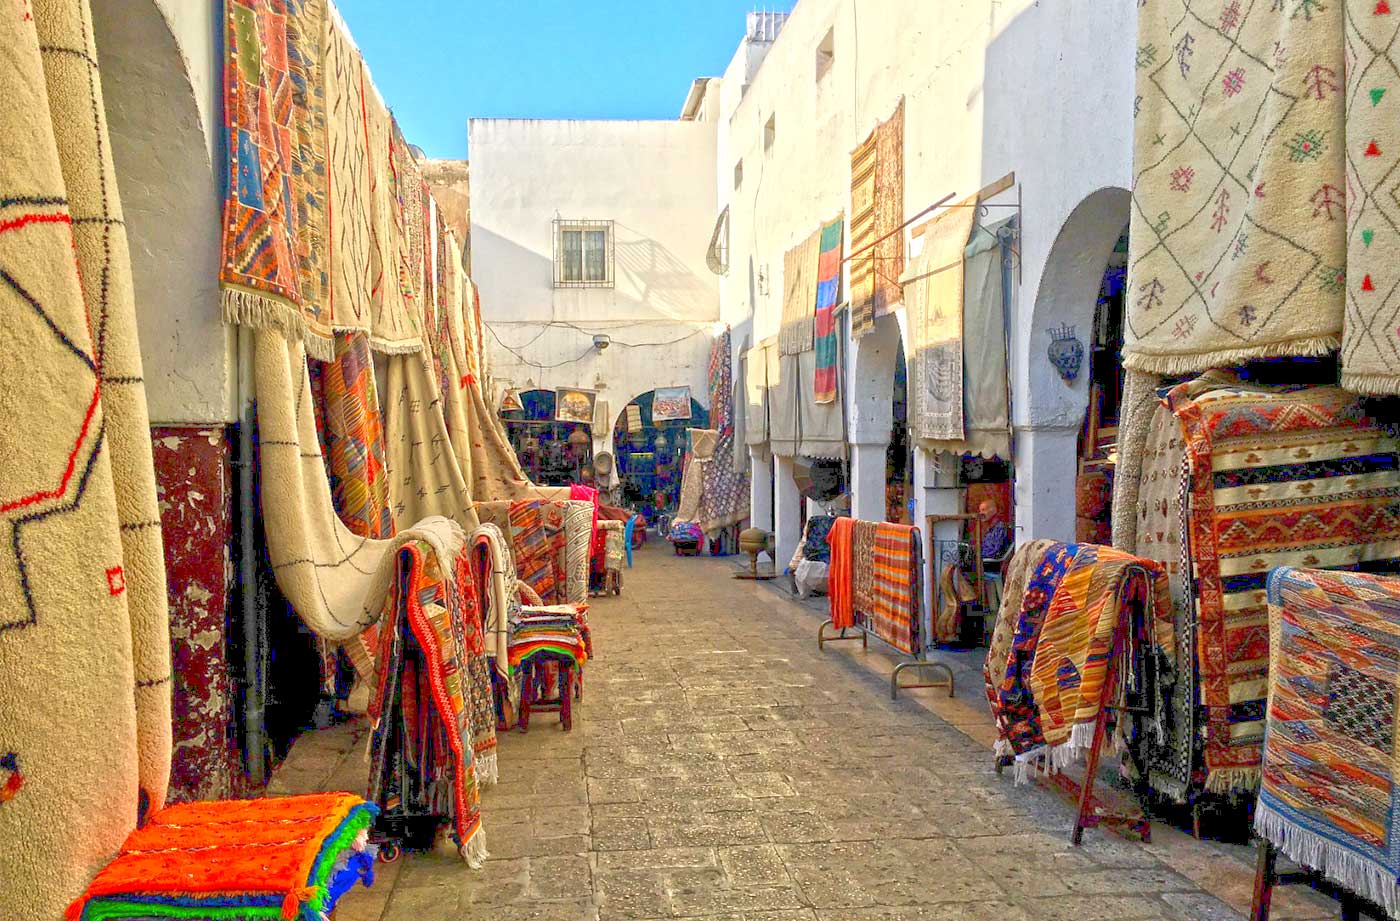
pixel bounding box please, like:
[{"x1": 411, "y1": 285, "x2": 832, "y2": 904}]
[{"x1": 979, "y1": 498, "x2": 1010, "y2": 562}]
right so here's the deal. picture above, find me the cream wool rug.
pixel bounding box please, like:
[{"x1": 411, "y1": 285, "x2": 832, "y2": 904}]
[
  {"x1": 0, "y1": 2, "x2": 166, "y2": 914},
  {"x1": 365, "y1": 90, "x2": 423, "y2": 354},
  {"x1": 1128, "y1": 0, "x2": 1345, "y2": 373},
  {"x1": 1111, "y1": 369, "x2": 1166, "y2": 552},
  {"x1": 779, "y1": 228, "x2": 821, "y2": 355},
  {"x1": 255, "y1": 330, "x2": 464, "y2": 641},
  {"x1": 323, "y1": 11, "x2": 375, "y2": 338},
  {"x1": 563, "y1": 500, "x2": 594, "y2": 605}
]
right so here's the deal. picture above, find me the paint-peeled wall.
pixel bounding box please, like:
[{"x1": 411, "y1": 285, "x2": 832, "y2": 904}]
[{"x1": 469, "y1": 118, "x2": 722, "y2": 454}]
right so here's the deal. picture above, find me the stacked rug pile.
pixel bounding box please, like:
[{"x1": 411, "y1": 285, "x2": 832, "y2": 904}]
[{"x1": 64, "y1": 793, "x2": 378, "y2": 921}]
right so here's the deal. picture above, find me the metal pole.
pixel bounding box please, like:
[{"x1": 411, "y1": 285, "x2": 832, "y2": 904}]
[{"x1": 236, "y1": 325, "x2": 267, "y2": 786}]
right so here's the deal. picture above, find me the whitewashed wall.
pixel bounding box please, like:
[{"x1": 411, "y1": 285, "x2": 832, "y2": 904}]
[
  {"x1": 469, "y1": 118, "x2": 722, "y2": 456},
  {"x1": 714, "y1": 0, "x2": 1137, "y2": 547}
]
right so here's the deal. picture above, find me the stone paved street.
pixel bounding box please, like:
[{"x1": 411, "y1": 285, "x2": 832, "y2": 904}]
[{"x1": 295, "y1": 543, "x2": 1335, "y2": 921}]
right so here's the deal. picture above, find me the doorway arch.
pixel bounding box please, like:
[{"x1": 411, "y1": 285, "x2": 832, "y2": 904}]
[{"x1": 611, "y1": 390, "x2": 709, "y2": 522}]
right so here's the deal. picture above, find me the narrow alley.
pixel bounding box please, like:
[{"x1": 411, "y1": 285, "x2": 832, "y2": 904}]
[{"x1": 268, "y1": 544, "x2": 1331, "y2": 921}]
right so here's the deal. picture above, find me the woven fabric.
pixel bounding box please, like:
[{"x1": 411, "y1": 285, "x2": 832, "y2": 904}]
[
  {"x1": 1127, "y1": 0, "x2": 1345, "y2": 375},
  {"x1": 849, "y1": 100, "x2": 905, "y2": 338},
  {"x1": 743, "y1": 345, "x2": 769, "y2": 445},
  {"x1": 363, "y1": 95, "x2": 421, "y2": 353},
  {"x1": 869, "y1": 523, "x2": 922, "y2": 655},
  {"x1": 1170, "y1": 373, "x2": 1400, "y2": 792},
  {"x1": 982, "y1": 540, "x2": 1060, "y2": 732},
  {"x1": 1, "y1": 5, "x2": 169, "y2": 915},
  {"x1": 65, "y1": 793, "x2": 377, "y2": 921},
  {"x1": 323, "y1": 13, "x2": 374, "y2": 336},
  {"x1": 826, "y1": 516, "x2": 857, "y2": 630},
  {"x1": 904, "y1": 196, "x2": 976, "y2": 442},
  {"x1": 1342, "y1": 6, "x2": 1400, "y2": 395},
  {"x1": 471, "y1": 523, "x2": 518, "y2": 684},
  {"x1": 451, "y1": 550, "x2": 497, "y2": 786},
  {"x1": 852, "y1": 518, "x2": 880, "y2": 616},
  {"x1": 804, "y1": 515, "x2": 837, "y2": 564},
  {"x1": 954, "y1": 218, "x2": 1014, "y2": 459},
  {"x1": 625, "y1": 403, "x2": 643, "y2": 434},
  {"x1": 935, "y1": 562, "x2": 975, "y2": 645},
  {"x1": 779, "y1": 228, "x2": 821, "y2": 355},
  {"x1": 1027, "y1": 545, "x2": 1168, "y2": 759},
  {"x1": 509, "y1": 608, "x2": 589, "y2": 672},
  {"x1": 219, "y1": 0, "x2": 333, "y2": 356},
  {"x1": 697, "y1": 329, "x2": 749, "y2": 534},
  {"x1": 367, "y1": 543, "x2": 484, "y2": 866},
  {"x1": 562, "y1": 500, "x2": 594, "y2": 605},
  {"x1": 1255, "y1": 568, "x2": 1400, "y2": 917},
  {"x1": 990, "y1": 543, "x2": 1077, "y2": 757},
  {"x1": 508, "y1": 500, "x2": 558, "y2": 604},
  {"x1": 1110, "y1": 369, "x2": 1167, "y2": 551},
  {"x1": 308, "y1": 332, "x2": 393, "y2": 540},
  {"x1": 813, "y1": 216, "x2": 844, "y2": 403},
  {"x1": 383, "y1": 348, "x2": 478, "y2": 533}
]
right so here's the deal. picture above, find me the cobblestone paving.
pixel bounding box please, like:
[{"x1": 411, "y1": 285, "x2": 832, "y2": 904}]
[{"x1": 312, "y1": 543, "x2": 1332, "y2": 921}]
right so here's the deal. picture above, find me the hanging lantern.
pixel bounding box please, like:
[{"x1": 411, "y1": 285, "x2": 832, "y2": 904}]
[{"x1": 499, "y1": 387, "x2": 523, "y2": 413}]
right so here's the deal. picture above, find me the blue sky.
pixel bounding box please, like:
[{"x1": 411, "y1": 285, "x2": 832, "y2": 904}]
[{"x1": 337, "y1": 1, "x2": 786, "y2": 159}]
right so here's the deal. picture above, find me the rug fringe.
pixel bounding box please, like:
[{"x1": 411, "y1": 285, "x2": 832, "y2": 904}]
[
  {"x1": 1122, "y1": 336, "x2": 1342, "y2": 377},
  {"x1": 1340, "y1": 370, "x2": 1400, "y2": 398},
  {"x1": 1204, "y1": 766, "x2": 1259, "y2": 794},
  {"x1": 304, "y1": 329, "x2": 336, "y2": 362},
  {"x1": 475, "y1": 751, "x2": 498, "y2": 786},
  {"x1": 369, "y1": 336, "x2": 424, "y2": 355},
  {"x1": 460, "y1": 826, "x2": 488, "y2": 869},
  {"x1": 221, "y1": 285, "x2": 305, "y2": 339},
  {"x1": 1256, "y1": 801, "x2": 1400, "y2": 918}
]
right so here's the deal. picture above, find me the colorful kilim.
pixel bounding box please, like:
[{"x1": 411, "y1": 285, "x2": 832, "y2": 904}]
[
  {"x1": 1170, "y1": 374, "x2": 1400, "y2": 792},
  {"x1": 852, "y1": 519, "x2": 879, "y2": 616},
  {"x1": 1027, "y1": 545, "x2": 1168, "y2": 761},
  {"x1": 508, "y1": 500, "x2": 558, "y2": 603},
  {"x1": 308, "y1": 332, "x2": 393, "y2": 540},
  {"x1": 1256, "y1": 568, "x2": 1400, "y2": 917},
  {"x1": 813, "y1": 216, "x2": 844, "y2": 403},
  {"x1": 848, "y1": 100, "x2": 904, "y2": 338},
  {"x1": 697, "y1": 329, "x2": 749, "y2": 534},
  {"x1": 508, "y1": 608, "x2": 590, "y2": 673},
  {"x1": 219, "y1": 0, "x2": 319, "y2": 350},
  {"x1": 450, "y1": 550, "x2": 496, "y2": 785},
  {"x1": 1128, "y1": 0, "x2": 1345, "y2": 375},
  {"x1": 65, "y1": 793, "x2": 378, "y2": 921},
  {"x1": 868, "y1": 522, "x2": 922, "y2": 655},
  {"x1": 367, "y1": 543, "x2": 484, "y2": 866},
  {"x1": 991, "y1": 543, "x2": 1077, "y2": 757},
  {"x1": 983, "y1": 540, "x2": 1060, "y2": 749}
]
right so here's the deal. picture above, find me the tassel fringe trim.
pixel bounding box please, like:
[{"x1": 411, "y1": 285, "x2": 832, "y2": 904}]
[
  {"x1": 369, "y1": 335, "x2": 424, "y2": 356},
  {"x1": 1256, "y1": 801, "x2": 1400, "y2": 919},
  {"x1": 460, "y1": 826, "x2": 488, "y2": 869},
  {"x1": 221, "y1": 285, "x2": 337, "y2": 361},
  {"x1": 1341, "y1": 370, "x2": 1400, "y2": 398},
  {"x1": 1122, "y1": 335, "x2": 1342, "y2": 377},
  {"x1": 1204, "y1": 766, "x2": 1260, "y2": 795},
  {"x1": 475, "y1": 752, "x2": 498, "y2": 786}
]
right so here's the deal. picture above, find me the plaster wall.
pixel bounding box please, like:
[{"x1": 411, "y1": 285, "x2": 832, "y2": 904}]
[
  {"x1": 469, "y1": 118, "x2": 723, "y2": 457},
  {"x1": 715, "y1": 0, "x2": 1137, "y2": 544}
]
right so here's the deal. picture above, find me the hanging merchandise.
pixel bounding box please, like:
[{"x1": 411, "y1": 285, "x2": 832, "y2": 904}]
[
  {"x1": 779, "y1": 228, "x2": 822, "y2": 355},
  {"x1": 322, "y1": 5, "x2": 376, "y2": 339},
  {"x1": 901, "y1": 195, "x2": 976, "y2": 442},
  {"x1": 555, "y1": 387, "x2": 597, "y2": 425},
  {"x1": 651, "y1": 386, "x2": 692, "y2": 422},
  {"x1": 1, "y1": 3, "x2": 173, "y2": 916},
  {"x1": 625, "y1": 403, "x2": 643, "y2": 434},
  {"x1": 743, "y1": 344, "x2": 771, "y2": 446},
  {"x1": 500, "y1": 387, "x2": 524, "y2": 413},
  {"x1": 813, "y1": 216, "x2": 844, "y2": 403},
  {"x1": 849, "y1": 99, "x2": 905, "y2": 338}
]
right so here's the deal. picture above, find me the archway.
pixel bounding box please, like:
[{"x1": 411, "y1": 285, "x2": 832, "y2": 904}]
[
  {"x1": 1019, "y1": 186, "x2": 1132, "y2": 543},
  {"x1": 610, "y1": 390, "x2": 709, "y2": 522},
  {"x1": 846, "y1": 312, "x2": 903, "y2": 523}
]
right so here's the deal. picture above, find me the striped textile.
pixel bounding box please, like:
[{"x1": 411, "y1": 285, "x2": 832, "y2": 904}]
[
  {"x1": 990, "y1": 543, "x2": 1076, "y2": 757},
  {"x1": 308, "y1": 332, "x2": 393, "y2": 540},
  {"x1": 508, "y1": 500, "x2": 558, "y2": 604},
  {"x1": 852, "y1": 518, "x2": 880, "y2": 616},
  {"x1": 1027, "y1": 545, "x2": 1169, "y2": 765},
  {"x1": 1169, "y1": 374, "x2": 1400, "y2": 793},
  {"x1": 508, "y1": 607, "x2": 589, "y2": 672},
  {"x1": 813, "y1": 216, "x2": 844, "y2": 403},
  {"x1": 1256, "y1": 568, "x2": 1400, "y2": 919},
  {"x1": 868, "y1": 523, "x2": 922, "y2": 655},
  {"x1": 826, "y1": 516, "x2": 857, "y2": 629},
  {"x1": 848, "y1": 100, "x2": 904, "y2": 339}
]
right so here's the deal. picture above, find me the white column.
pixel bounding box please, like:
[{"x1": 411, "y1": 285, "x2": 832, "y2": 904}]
[
  {"x1": 849, "y1": 442, "x2": 886, "y2": 522},
  {"x1": 1014, "y1": 426, "x2": 1079, "y2": 544},
  {"x1": 774, "y1": 454, "x2": 803, "y2": 573},
  {"x1": 749, "y1": 447, "x2": 774, "y2": 531},
  {"x1": 913, "y1": 445, "x2": 963, "y2": 623}
]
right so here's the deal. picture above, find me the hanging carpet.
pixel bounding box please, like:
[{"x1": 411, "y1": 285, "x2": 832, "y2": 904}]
[
  {"x1": 826, "y1": 516, "x2": 857, "y2": 630},
  {"x1": 813, "y1": 215, "x2": 844, "y2": 404},
  {"x1": 779, "y1": 228, "x2": 821, "y2": 355},
  {"x1": 696, "y1": 328, "x2": 750, "y2": 534},
  {"x1": 954, "y1": 216, "x2": 1013, "y2": 459},
  {"x1": 0, "y1": 2, "x2": 170, "y2": 915},
  {"x1": 982, "y1": 539, "x2": 1059, "y2": 735},
  {"x1": 308, "y1": 332, "x2": 394, "y2": 541},
  {"x1": 867, "y1": 522, "x2": 923, "y2": 655},
  {"x1": 849, "y1": 99, "x2": 905, "y2": 338},
  {"x1": 383, "y1": 348, "x2": 479, "y2": 534},
  {"x1": 323, "y1": 8, "x2": 375, "y2": 338}
]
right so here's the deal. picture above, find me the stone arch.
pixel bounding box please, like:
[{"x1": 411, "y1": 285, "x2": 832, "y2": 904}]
[
  {"x1": 846, "y1": 313, "x2": 905, "y2": 445},
  {"x1": 91, "y1": 0, "x2": 225, "y2": 424},
  {"x1": 1026, "y1": 186, "x2": 1131, "y2": 428}
]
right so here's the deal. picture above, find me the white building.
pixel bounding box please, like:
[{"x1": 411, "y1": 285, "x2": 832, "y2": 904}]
[{"x1": 467, "y1": 113, "x2": 723, "y2": 470}]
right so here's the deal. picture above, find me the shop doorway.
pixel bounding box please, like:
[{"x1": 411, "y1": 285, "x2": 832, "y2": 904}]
[
  {"x1": 886, "y1": 340, "x2": 912, "y2": 524},
  {"x1": 611, "y1": 390, "x2": 709, "y2": 523},
  {"x1": 500, "y1": 389, "x2": 594, "y2": 486},
  {"x1": 1075, "y1": 224, "x2": 1129, "y2": 545}
]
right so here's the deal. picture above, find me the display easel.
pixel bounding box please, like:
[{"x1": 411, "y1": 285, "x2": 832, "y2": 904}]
[
  {"x1": 997, "y1": 588, "x2": 1151, "y2": 845},
  {"x1": 1251, "y1": 840, "x2": 1384, "y2": 921}
]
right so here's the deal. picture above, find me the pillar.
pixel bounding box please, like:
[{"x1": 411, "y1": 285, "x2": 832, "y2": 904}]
[
  {"x1": 774, "y1": 454, "x2": 803, "y2": 574},
  {"x1": 913, "y1": 445, "x2": 963, "y2": 625},
  {"x1": 1014, "y1": 426, "x2": 1079, "y2": 544},
  {"x1": 749, "y1": 447, "x2": 774, "y2": 532},
  {"x1": 849, "y1": 442, "x2": 886, "y2": 522}
]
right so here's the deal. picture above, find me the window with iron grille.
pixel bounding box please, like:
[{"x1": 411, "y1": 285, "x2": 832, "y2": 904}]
[{"x1": 553, "y1": 219, "x2": 614, "y2": 288}]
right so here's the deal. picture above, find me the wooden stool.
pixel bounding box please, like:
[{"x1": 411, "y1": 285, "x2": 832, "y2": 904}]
[{"x1": 518, "y1": 653, "x2": 575, "y2": 732}]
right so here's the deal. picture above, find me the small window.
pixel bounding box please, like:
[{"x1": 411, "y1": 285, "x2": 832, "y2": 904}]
[
  {"x1": 816, "y1": 28, "x2": 834, "y2": 81},
  {"x1": 734, "y1": 159, "x2": 744, "y2": 189},
  {"x1": 764, "y1": 114, "x2": 776, "y2": 153},
  {"x1": 553, "y1": 219, "x2": 614, "y2": 288}
]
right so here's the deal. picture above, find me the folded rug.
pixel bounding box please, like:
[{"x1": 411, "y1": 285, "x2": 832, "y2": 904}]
[
  {"x1": 826, "y1": 516, "x2": 857, "y2": 629},
  {"x1": 508, "y1": 500, "x2": 559, "y2": 603},
  {"x1": 1169, "y1": 372, "x2": 1400, "y2": 793},
  {"x1": 1026, "y1": 545, "x2": 1169, "y2": 769},
  {"x1": 563, "y1": 500, "x2": 594, "y2": 605},
  {"x1": 65, "y1": 793, "x2": 378, "y2": 921},
  {"x1": 982, "y1": 540, "x2": 1059, "y2": 733},
  {"x1": 1256, "y1": 568, "x2": 1400, "y2": 918},
  {"x1": 869, "y1": 522, "x2": 923, "y2": 655}
]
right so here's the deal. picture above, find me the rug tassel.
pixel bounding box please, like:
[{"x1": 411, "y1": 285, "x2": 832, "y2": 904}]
[
  {"x1": 304, "y1": 329, "x2": 336, "y2": 362},
  {"x1": 1122, "y1": 335, "x2": 1341, "y2": 377},
  {"x1": 369, "y1": 336, "x2": 425, "y2": 356},
  {"x1": 475, "y1": 752, "x2": 498, "y2": 786},
  {"x1": 1204, "y1": 766, "x2": 1260, "y2": 795},
  {"x1": 1340, "y1": 370, "x2": 1400, "y2": 397},
  {"x1": 221, "y1": 285, "x2": 306, "y2": 340},
  {"x1": 1256, "y1": 802, "x2": 1400, "y2": 919},
  {"x1": 460, "y1": 827, "x2": 488, "y2": 869}
]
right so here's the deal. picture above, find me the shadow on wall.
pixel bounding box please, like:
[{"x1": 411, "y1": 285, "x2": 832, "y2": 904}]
[
  {"x1": 92, "y1": 0, "x2": 225, "y2": 423},
  {"x1": 614, "y1": 222, "x2": 719, "y2": 322},
  {"x1": 470, "y1": 224, "x2": 556, "y2": 314}
]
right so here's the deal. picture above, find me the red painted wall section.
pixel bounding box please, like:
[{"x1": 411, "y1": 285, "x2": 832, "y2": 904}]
[{"x1": 151, "y1": 426, "x2": 237, "y2": 802}]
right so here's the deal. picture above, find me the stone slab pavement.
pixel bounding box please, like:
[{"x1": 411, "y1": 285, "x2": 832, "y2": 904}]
[{"x1": 277, "y1": 541, "x2": 1333, "y2": 921}]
